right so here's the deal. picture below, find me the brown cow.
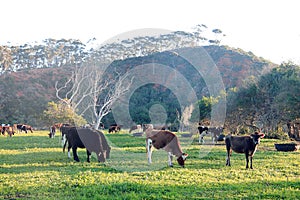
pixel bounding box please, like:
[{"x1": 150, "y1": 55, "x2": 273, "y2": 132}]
[
  {"x1": 1, "y1": 125, "x2": 15, "y2": 137},
  {"x1": 144, "y1": 124, "x2": 188, "y2": 167},
  {"x1": 108, "y1": 124, "x2": 122, "y2": 133}
]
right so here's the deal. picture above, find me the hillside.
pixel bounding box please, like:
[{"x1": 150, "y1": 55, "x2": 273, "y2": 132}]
[{"x1": 0, "y1": 45, "x2": 277, "y2": 127}]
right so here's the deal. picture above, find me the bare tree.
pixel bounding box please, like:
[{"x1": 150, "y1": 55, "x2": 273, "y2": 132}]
[
  {"x1": 177, "y1": 104, "x2": 195, "y2": 132},
  {"x1": 55, "y1": 64, "x2": 133, "y2": 129}
]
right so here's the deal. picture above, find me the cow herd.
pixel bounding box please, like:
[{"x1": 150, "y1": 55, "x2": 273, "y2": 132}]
[
  {"x1": 0, "y1": 121, "x2": 266, "y2": 169},
  {"x1": 0, "y1": 124, "x2": 33, "y2": 137},
  {"x1": 52, "y1": 123, "x2": 265, "y2": 169}
]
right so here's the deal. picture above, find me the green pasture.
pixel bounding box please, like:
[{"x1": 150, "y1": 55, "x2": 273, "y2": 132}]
[{"x1": 0, "y1": 130, "x2": 299, "y2": 199}]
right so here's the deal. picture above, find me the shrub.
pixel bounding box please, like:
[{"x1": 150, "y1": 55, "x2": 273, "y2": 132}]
[{"x1": 265, "y1": 131, "x2": 289, "y2": 140}]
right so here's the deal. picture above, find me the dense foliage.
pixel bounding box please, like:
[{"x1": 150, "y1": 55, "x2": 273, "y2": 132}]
[
  {"x1": 226, "y1": 62, "x2": 300, "y2": 135},
  {"x1": 42, "y1": 101, "x2": 87, "y2": 126}
]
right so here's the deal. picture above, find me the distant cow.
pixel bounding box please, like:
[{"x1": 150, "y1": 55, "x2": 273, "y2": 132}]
[
  {"x1": 208, "y1": 127, "x2": 225, "y2": 143},
  {"x1": 129, "y1": 124, "x2": 142, "y2": 133},
  {"x1": 17, "y1": 124, "x2": 33, "y2": 133},
  {"x1": 49, "y1": 125, "x2": 56, "y2": 138},
  {"x1": 108, "y1": 124, "x2": 122, "y2": 133},
  {"x1": 62, "y1": 127, "x2": 110, "y2": 162},
  {"x1": 225, "y1": 132, "x2": 265, "y2": 169},
  {"x1": 144, "y1": 124, "x2": 188, "y2": 167},
  {"x1": 198, "y1": 126, "x2": 209, "y2": 143},
  {"x1": 1, "y1": 125, "x2": 15, "y2": 137}
]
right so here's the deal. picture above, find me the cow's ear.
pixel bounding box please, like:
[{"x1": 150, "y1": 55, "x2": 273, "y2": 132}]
[
  {"x1": 182, "y1": 153, "x2": 188, "y2": 159},
  {"x1": 259, "y1": 133, "x2": 265, "y2": 138}
]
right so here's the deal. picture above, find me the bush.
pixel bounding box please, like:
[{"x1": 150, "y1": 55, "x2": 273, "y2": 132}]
[{"x1": 265, "y1": 131, "x2": 289, "y2": 140}]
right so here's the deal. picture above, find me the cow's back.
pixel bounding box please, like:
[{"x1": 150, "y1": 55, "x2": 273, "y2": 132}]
[
  {"x1": 150, "y1": 131, "x2": 176, "y2": 149},
  {"x1": 77, "y1": 128, "x2": 110, "y2": 161},
  {"x1": 227, "y1": 135, "x2": 252, "y2": 153},
  {"x1": 67, "y1": 127, "x2": 85, "y2": 148}
]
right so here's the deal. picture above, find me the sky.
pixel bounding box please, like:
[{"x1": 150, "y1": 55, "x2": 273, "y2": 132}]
[{"x1": 1, "y1": 0, "x2": 300, "y2": 65}]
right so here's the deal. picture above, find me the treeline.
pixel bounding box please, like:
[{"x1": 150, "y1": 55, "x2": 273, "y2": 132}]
[
  {"x1": 0, "y1": 24, "x2": 223, "y2": 74},
  {"x1": 225, "y1": 62, "x2": 300, "y2": 135},
  {"x1": 105, "y1": 61, "x2": 300, "y2": 136}
]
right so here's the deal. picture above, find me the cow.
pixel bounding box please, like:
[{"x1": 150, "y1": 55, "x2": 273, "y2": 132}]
[
  {"x1": 62, "y1": 127, "x2": 110, "y2": 162},
  {"x1": 198, "y1": 125, "x2": 209, "y2": 143},
  {"x1": 16, "y1": 124, "x2": 33, "y2": 133},
  {"x1": 53, "y1": 123, "x2": 71, "y2": 132},
  {"x1": 1, "y1": 125, "x2": 15, "y2": 137},
  {"x1": 144, "y1": 124, "x2": 188, "y2": 167},
  {"x1": 49, "y1": 125, "x2": 56, "y2": 138},
  {"x1": 129, "y1": 124, "x2": 142, "y2": 133},
  {"x1": 208, "y1": 127, "x2": 225, "y2": 143},
  {"x1": 225, "y1": 132, "x2": 265, "y2": 169},
  {"x1": 108, "y1": 124, "x2": 122, "y2": 133}
]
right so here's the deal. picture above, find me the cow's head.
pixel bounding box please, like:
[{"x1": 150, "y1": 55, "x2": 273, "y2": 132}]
[
  {"x1": 251, "y1": 132, "x2": 265, "y2": 145},
  {"x1": 143, "y1": 124, "x2": 153, "y2": 132},
  {"x1": 177, "y1": 153, "x2": 188, "y2": 167}
]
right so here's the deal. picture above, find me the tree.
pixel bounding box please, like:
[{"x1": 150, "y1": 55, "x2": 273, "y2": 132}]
[
  {"x1": 55, "y1": 65, "x2": 133, "y2": 129},
  {"x1": 42, "y1": 101, "x2": 86, "y2": 126},
  {"x1": 0, "y1": 46, "x2": 13, "y2": 73},
  {"x1": 226, "y1": 61, "x2": 300, "y2": 135},
  {"x1": 190, "y1": 96, "x2": 219, "y2": 124}
]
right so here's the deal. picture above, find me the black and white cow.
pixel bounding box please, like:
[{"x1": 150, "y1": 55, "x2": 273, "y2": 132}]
[
  {"x1": 198, "y1": 126, "x2": 209, "y2": 143},
  {"x1": 17, "y1": 124, "x2": 33, "y2": 133}
]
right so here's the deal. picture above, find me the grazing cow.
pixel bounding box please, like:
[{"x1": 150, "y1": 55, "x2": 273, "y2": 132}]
[
  {"x1": 144, "y1": 124, "x2": 188, "y2": 167},
  {"x1": 17, "y1": 124, "x2": 33, "y2": 133},
  {"x1": 62, "y1": 127, "x2": 110, "y2": 162},
  {"x1": 108, "y1": 124, "x2": 122, "y2": 133},
  {"x1": 49, "y1": 125, "x2": 56, "y2": 138},
  {"x1": 54, "y1": 123, "x2": 71, "y2": 132},
  {"x1": 198, "y1": 126, "x2": 209, "y2": 143},
  {"x1": 208, "y1": 127, "x2": 225, "y2": 143},
  {"x1": 129, "y1": 124, "x2": 142, "y2": 133},
  {"x1": 1, "y1": 125, "x2": 15, "y2": 137},
  {"x1": 225, "y1": 132, "x2": 265, "y2": 169}
]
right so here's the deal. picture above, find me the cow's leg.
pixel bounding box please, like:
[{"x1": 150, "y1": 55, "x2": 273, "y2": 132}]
[
  {"x1": 249, "y1": 156, "x2": 253, "y2": 169},
  {"x1": 168, "y1": 152, "x2": 173, "y2": 167},
  {"x1": 146, "y1": 138, "x2": 153, "y2": 164},
  {"x1": 72, "y1": 147, "x2": 80, "y2": 162},
  {"x1": 245, "y1": 152, "x2": 249, "y2": 169},
  {"x1": 86, "y1": 150, "x2": 91, "y2": 163},
  {"x1": 226, "y1": 150, "x2": 231, "y2": 166},
  {"x1": 62, "y1": 134, "x2": 66, "y2": 147},
  {"x1": 225, "y1": 139, "x2": 231, "y2": 166},
  {"x1": 66, "y1": 143, "x2": 71, "y2": 158},
  {"x1": 199, "y1": 133, "x2": 205, "y2": 144}
]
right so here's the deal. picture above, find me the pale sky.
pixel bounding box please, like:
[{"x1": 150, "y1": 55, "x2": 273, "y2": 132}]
[{"x1": 1, "y1": 0, "x2": 300, "y2": 64}]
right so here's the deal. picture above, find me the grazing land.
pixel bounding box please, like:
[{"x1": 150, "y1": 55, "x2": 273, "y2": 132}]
[{"x1": 0, "y1": 131, "x2": 299, "y2": 199}]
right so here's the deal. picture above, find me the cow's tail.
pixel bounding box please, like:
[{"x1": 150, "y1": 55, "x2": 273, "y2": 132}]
[
  {"x1": 63, "y1": 139, "x2": 68, "y2": 153},
  {"x1": 225, "y1": 135, "x2": 231, "y2": 151}
]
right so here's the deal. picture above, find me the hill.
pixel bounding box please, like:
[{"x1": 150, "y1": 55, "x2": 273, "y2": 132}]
[{"x1": 0, "y1": 45, "x2": 276, "y2": 127}]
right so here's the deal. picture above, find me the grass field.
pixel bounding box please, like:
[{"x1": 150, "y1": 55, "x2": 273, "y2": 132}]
[{"x1": 0, "y1": 130, "x2": 299, "y2": 199}]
